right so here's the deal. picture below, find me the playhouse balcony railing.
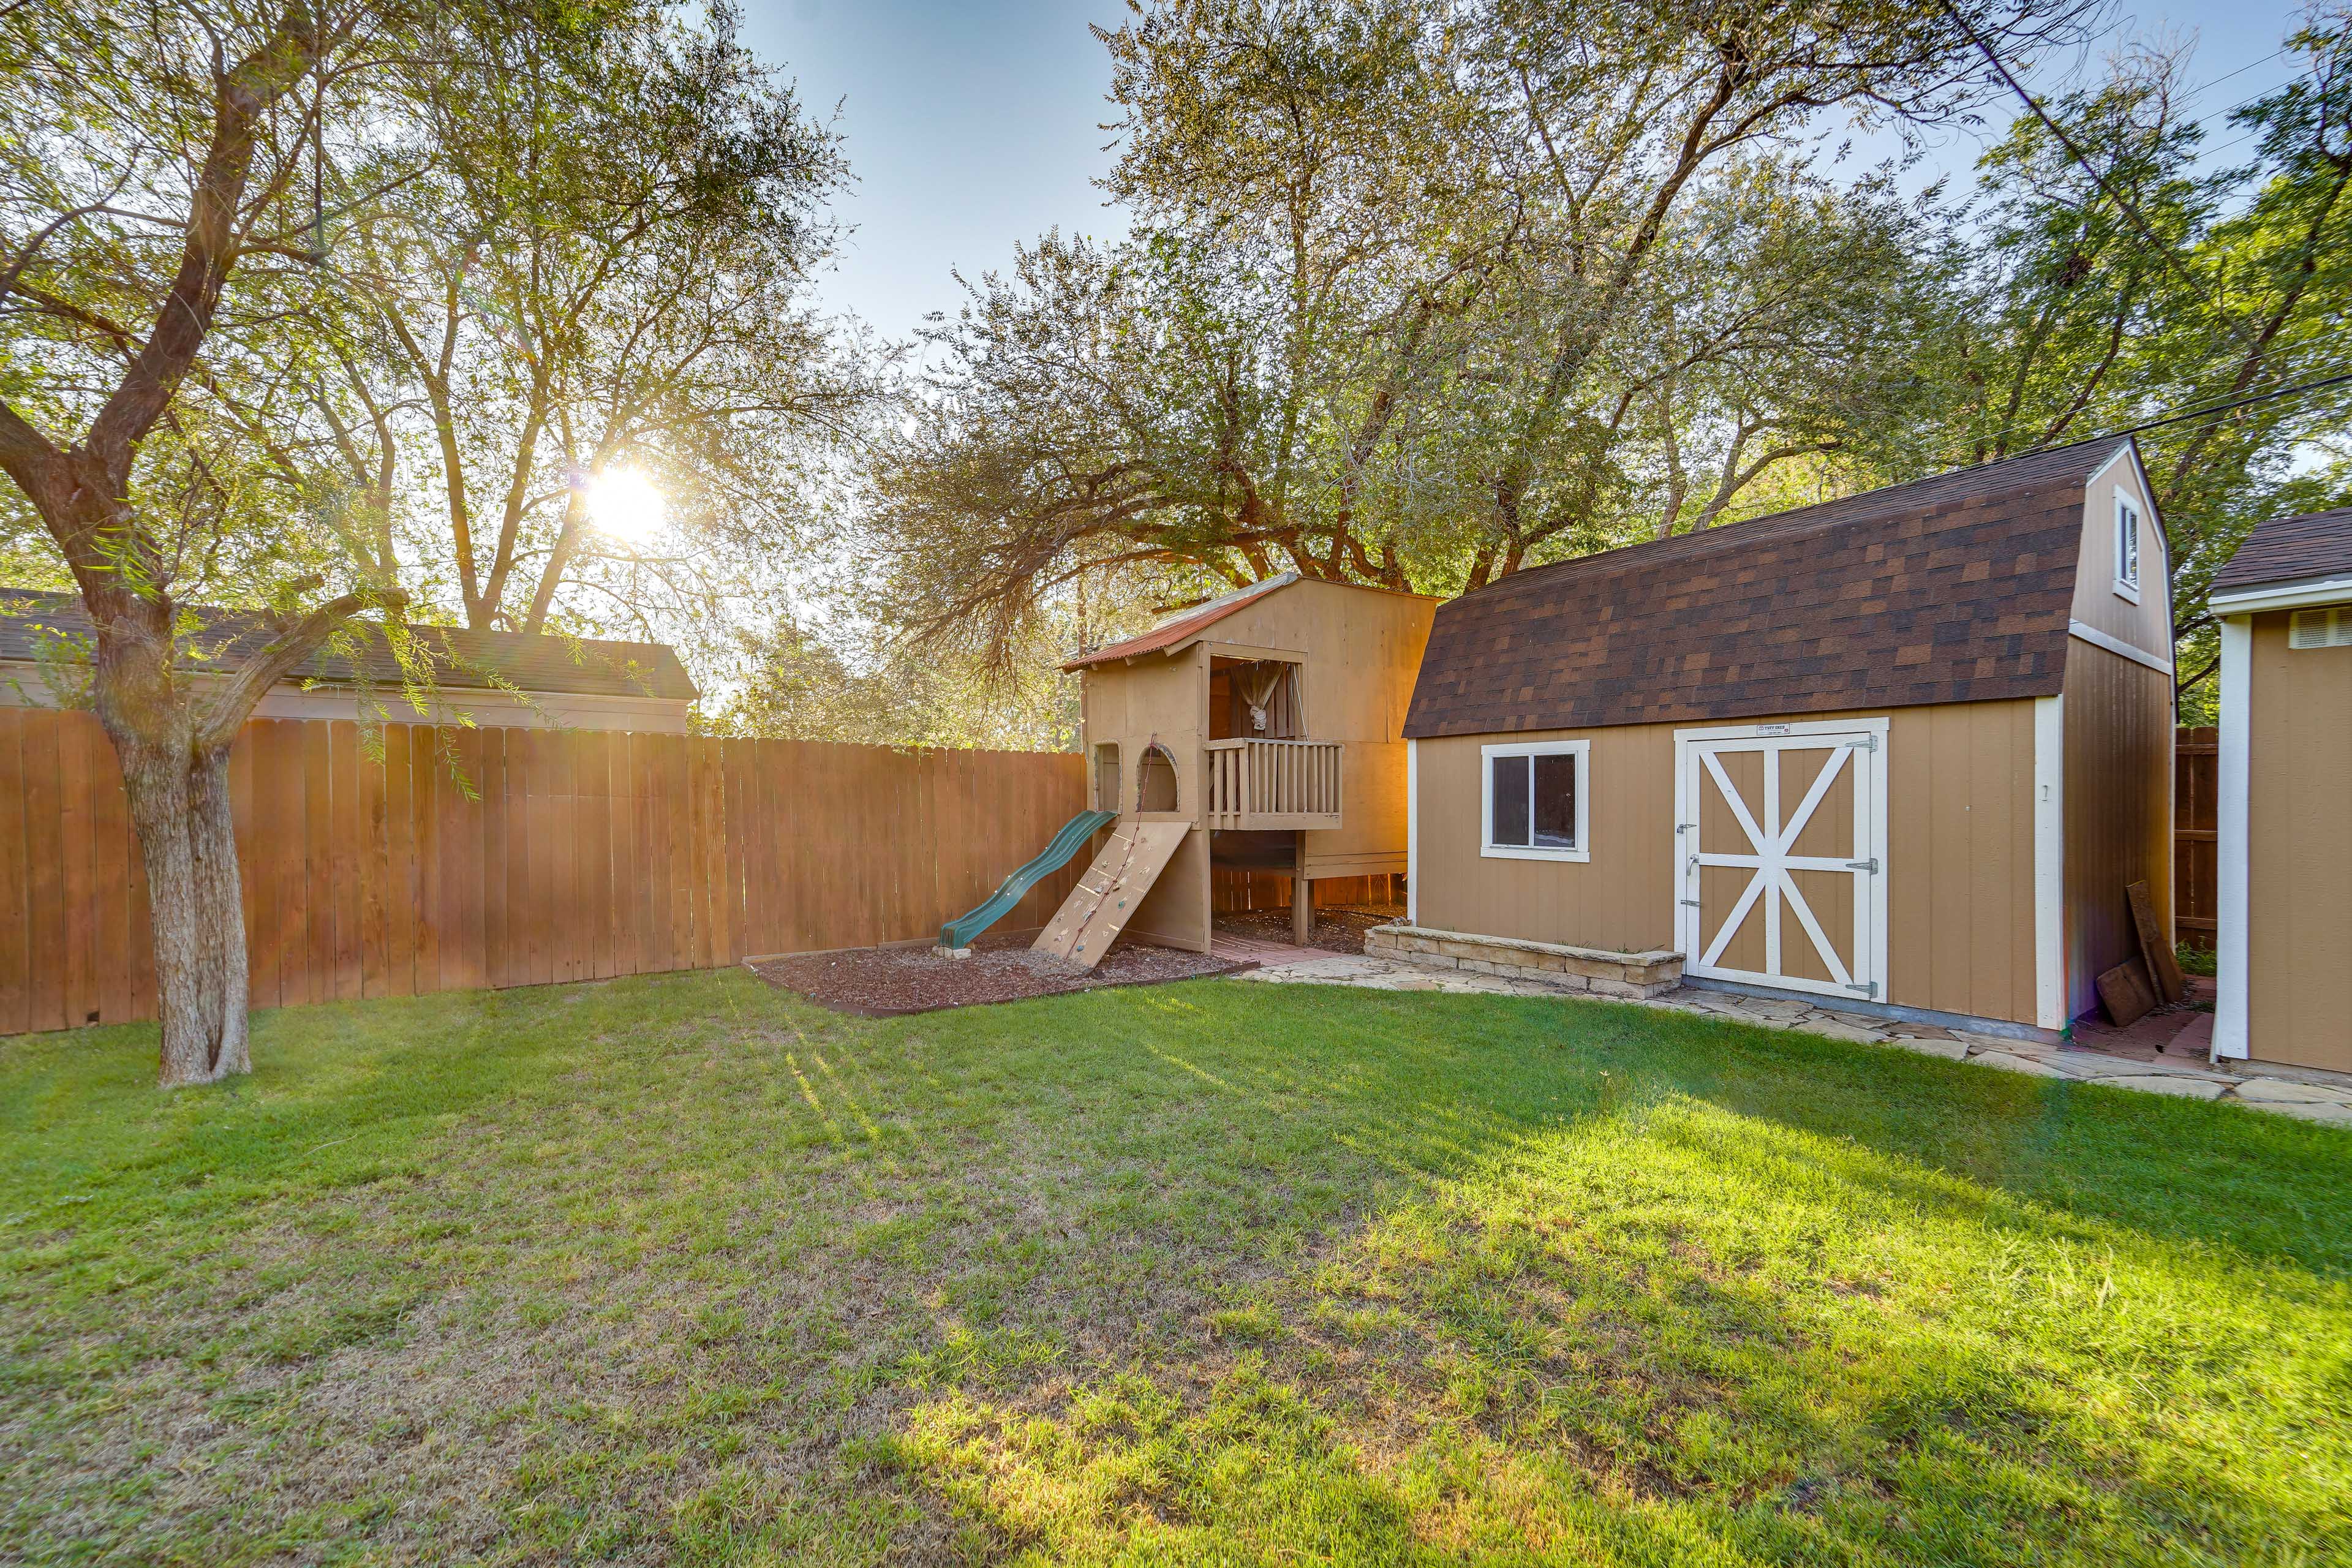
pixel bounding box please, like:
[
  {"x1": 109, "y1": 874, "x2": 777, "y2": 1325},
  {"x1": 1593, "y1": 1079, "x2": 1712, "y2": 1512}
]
[{"x1": 1204, "y1": 738, "x2": 1343, "y2": 832}]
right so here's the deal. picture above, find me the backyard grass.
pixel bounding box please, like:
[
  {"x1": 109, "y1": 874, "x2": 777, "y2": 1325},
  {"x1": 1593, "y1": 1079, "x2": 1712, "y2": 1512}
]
[{"x1": 3, "y1": 970, "x2": 2348, "y2": 1566}]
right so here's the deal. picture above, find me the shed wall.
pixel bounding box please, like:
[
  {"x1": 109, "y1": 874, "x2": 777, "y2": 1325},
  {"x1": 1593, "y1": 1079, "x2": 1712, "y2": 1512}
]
[
  {"x1": 2245, "y1": 609, "x2": 2352, "y2": 1071},
  {"x1": 1411, "y1": 701, "x2": 2041, "y2": 1025},
  {"x1": 2069, "y1": 448, "x2": 2173, "y2": 657},
  {"x1": 2058, "y1": 643, "x2": 2175, "y2": 1022}
]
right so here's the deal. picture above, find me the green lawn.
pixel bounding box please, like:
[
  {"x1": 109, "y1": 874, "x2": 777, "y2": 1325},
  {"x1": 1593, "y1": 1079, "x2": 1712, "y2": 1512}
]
[{"x1": 3, "y1": 971, "x2": 2347, "y2": 1566}]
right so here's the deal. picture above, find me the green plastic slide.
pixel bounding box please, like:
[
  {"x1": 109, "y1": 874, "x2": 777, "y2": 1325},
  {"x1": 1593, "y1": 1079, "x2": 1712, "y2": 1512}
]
[{"x1": 938, "y1": 809, "x2": 1117, "y2": 951}]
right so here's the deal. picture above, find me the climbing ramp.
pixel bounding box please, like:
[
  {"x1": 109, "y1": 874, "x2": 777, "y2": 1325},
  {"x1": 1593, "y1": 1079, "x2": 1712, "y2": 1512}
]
[{"x1": 1033, "y1": 820, "x2": 1192, "y2": 969}]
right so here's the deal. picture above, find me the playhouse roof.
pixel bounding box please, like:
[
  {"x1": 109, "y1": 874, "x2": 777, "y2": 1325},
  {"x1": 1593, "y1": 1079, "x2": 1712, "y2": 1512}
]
[
  {"x1": 1060, "y1": 572, "x2": 1301, "y2": 671},
  {"x1": 0, "y1": 588, "x2": 699, "y2": 701},
  {"x1": 1403, "y1": 438, "x2": 2139, "y2": 739},
  {"x1": 2210, "y1": 506, "x2": 2352, "y2": 595}
]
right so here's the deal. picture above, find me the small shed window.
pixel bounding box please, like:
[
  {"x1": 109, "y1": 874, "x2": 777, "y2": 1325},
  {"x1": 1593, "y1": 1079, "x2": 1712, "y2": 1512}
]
[
  {"x1": 1136, "y1": 743, "x2": 1179, "y2": 813},
  {"x1": 2114, "y1": 494, "x2": 2141, "y2": 601},
  {"x1": 1481, "y1": 741, "x2": 1589, "y2": 862}
]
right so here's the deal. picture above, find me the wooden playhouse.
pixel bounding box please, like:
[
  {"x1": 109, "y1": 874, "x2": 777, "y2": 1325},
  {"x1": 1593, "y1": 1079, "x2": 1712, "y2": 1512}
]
[{"x1": 1034, "y1": 573, "x2": 1436, "y2": 960}]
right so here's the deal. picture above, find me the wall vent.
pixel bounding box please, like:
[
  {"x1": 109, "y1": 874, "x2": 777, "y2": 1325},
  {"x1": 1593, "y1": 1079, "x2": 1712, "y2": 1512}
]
[{"x1": 2289, "y1": 606, "x2": 2352, "y2": 650}]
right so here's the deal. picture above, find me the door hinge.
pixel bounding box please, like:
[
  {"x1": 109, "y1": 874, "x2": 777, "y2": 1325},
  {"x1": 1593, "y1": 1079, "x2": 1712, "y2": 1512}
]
[
  {"x1": 1679, "y1": 898, "x2": 1702, "y2": 908},
  {"x1": 1846, "y1": 734, "x2": 1879, "y2": 753},
  {"x1": 1844, "y1": 981, "x2": 1879, "y2": 998},
  {"x1": 1845, "y1": 858, "x2": 1879, "y2": 873}
]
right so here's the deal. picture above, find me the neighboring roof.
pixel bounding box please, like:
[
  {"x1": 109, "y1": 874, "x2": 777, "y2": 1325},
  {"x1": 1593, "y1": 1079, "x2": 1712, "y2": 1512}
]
[
  {"x1": 1061, "y1": 572, "x2": 1300, "y2": 671},
  {"x1": 0, "y1": 589, "x2": 698, "y2": 701},
  {"x1": 1404, "y1": 439, "x2": 2138, "y2": 739},
  {"x1": 2209, "y1": 507, "x2": 2352, "y2": 595}
]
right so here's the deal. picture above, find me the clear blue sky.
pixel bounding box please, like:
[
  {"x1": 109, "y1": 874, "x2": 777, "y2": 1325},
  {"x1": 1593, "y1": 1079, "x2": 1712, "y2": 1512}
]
[{"x1": 735, "y1": 1, "x2": 2315, "y2": 347}]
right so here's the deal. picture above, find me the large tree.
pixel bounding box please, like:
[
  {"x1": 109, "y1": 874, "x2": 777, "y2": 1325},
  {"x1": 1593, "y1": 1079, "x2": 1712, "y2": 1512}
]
[
  {"x1": 867, "y1": 0, "x2": 2092, "y2": 657},
  {"x1": 0, "y1": 0, "x2": 863, "y2": 1085},
  {"x1": 1922, "y1": 12, "x2": 2352, "y2": 709},
  {"x1": 0, "y1": 1, "x2": 426, "y2": 1085},
  {"x1": 333, "y1": 1, "x2": 861, "y2": 644}
]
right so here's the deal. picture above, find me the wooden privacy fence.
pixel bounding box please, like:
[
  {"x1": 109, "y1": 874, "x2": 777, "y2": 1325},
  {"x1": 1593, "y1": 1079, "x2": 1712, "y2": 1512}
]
[
  {"x1": 2176, "y1": 725, "x2": 2217, "y2": 946},
  {"x1": 0, "y1": 709, "x2": 1087, "y2": 1035}
]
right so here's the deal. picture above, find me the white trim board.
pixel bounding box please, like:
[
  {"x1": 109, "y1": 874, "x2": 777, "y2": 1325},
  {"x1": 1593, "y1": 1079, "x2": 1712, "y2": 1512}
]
[
  {"x1": 2032, "y1": 695, "x2": 2067, "y2": 1031},
  {"x1": 2208, "y1": 575, "x2": 2352, "y2": 616},
  {"x1": 2067, "y1": 620, "x2": 2173, "y2": 676},
  {"x1": 1405, "y1": 739, "x2": 1419, "y2": 925},
  {"x1": 2214, "y1": 615, "x2": 2253, "y2": 1060}
]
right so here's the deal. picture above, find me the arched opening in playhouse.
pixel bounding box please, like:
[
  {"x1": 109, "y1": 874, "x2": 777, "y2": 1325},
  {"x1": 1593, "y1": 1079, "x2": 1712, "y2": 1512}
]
[{"x1": 1136, "y1": 742, "x2": 1180, "y2": 812}]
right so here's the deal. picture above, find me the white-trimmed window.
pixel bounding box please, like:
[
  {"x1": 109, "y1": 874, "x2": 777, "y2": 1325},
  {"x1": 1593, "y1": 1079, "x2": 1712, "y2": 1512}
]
[
  {"x1": 1481, "y1": 741, "x2": 1589, "y2": 861},
  {"x1": 2114, "y1": 493, "x2": 2142, "y2": 601}
]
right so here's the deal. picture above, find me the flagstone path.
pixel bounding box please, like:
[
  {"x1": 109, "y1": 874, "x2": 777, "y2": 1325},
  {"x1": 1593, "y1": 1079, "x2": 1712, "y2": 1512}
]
[{"x1": 1237, "y1": 954, "x2": 2352, "y2": 1127}]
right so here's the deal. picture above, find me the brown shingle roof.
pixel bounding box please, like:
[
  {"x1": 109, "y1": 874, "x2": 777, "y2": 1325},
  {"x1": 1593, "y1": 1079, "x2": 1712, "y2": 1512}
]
[
  {"x1": 1403, "y1": 440, "x2": 2136, "y2": 739},
  {"x1": 0, "y1": 589, "x2": 698, "y2": 701},
  {"x1": 2209, "y1": 507, "x2": 2352, "y2": 595}
]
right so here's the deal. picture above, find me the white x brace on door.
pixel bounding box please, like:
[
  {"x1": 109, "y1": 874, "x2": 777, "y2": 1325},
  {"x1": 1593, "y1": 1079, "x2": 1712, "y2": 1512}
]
[{"x1": 1674, "y1": 719, "x2": 1889, "y2": 1003}]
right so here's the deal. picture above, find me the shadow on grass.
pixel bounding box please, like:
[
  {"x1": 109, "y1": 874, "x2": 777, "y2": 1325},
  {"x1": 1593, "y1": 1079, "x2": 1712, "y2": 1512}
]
[
  {"x1": 3, "y1": 970, "x2": 2346, "y2": 1566},
  {"x1": 873, "y1": 979, "x2": 2352, "y2": 1565}
]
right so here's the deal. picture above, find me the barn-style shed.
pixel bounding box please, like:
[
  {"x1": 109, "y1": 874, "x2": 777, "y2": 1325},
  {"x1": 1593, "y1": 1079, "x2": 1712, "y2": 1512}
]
[
  {"x1": 2209, "y1": 506, "x2": 2352, "y2": 1072},
  {"x1": 1061, "y1": 572, "x2": 1436, "y2": 952},
  {"x1": 1398, "y1": 437, "x2": 2175, "y2": 1037}
]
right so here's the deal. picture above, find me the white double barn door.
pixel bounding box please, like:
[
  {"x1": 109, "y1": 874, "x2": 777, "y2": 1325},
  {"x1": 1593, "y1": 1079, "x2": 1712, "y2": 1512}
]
[{"x1": 1675, "y1": 720, "x2": 1889, "y2": 1003}]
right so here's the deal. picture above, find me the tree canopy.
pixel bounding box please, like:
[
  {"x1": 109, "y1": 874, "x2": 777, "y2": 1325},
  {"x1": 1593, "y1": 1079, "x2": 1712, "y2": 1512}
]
[{"x1": 860, "y1": 0, "x2": 2352, "y2": 713}]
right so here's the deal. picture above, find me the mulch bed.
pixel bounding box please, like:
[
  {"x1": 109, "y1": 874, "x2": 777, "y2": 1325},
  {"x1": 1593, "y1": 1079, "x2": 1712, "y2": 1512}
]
[
  {"x1": 1212, "y1": 904, "x2": 1402, "y2": 957},
  {"x1": 750, "y1": 930, "x2": 1251, "y2": 1017}
]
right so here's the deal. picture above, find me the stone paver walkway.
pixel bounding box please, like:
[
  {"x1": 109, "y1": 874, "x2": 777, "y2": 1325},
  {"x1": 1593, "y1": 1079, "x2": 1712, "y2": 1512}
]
[{"x1": 1237, "y1": 954, "x2": 2352, "y2": 1127}]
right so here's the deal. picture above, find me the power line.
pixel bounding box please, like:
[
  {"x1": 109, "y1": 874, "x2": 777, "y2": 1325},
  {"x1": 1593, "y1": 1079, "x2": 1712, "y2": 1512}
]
[
  {"x1": 2027, "y1": 365, "x2": 2352, "y2": 451},
  {"x1": 1935, "y1": 0, "x2": 2263, "y2": 356},
  {"x1": 2174, "y1": 47, "x2": 2290, "y2": 107}
]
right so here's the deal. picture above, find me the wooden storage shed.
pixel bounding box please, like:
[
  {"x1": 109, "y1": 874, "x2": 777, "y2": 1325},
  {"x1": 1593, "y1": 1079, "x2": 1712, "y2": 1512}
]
[
  {"x1": 1062, "y1": 573, "x2": 1436, "y2": 952},
  {"x1": 2209, "y1": 507, "x2": 2352, "y2": 1072},
  {"x1": 1398, "y1": 439, "x2": 2175, "y2": 1037}
]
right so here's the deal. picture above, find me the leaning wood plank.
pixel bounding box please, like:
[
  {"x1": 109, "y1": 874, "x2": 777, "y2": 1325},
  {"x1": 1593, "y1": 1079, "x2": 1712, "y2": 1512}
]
[
  {"x1": 2126, "y1": 880, "x2": 2187, "y2": 1004},
  {"x1": 2095, "y1": 957, "x2": 2157, "y2": 1028},
  {"x1": 1033, "y1": 820, "x2": 1191, "y2": 969}
]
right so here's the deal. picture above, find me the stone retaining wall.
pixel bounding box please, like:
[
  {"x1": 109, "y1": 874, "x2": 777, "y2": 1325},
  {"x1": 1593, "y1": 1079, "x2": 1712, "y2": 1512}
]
[{"x1": 1365, "y1": 924, "x2": 1683, "y2": 998}]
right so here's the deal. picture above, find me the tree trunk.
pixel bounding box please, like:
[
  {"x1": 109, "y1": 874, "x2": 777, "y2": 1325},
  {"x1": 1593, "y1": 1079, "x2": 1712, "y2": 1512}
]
[{"x1": 116, "y1": 733, "x2": 250, "y2": 1087}]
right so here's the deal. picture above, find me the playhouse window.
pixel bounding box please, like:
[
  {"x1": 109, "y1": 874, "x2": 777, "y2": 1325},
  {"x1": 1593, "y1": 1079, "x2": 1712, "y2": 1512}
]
[
  {"x1": 1093, "y1": 744, "x2": 1121, "y2": 813},
  {"x1": 1136, "y1": 744, "x2": 1180, "y2": 812},
  {"x1": 2114, "y1": 494, "x2": 2141, "y2": 601},
  {"x1": 1481, "y1": 741, "x2": 1589, "y2": 862},
  {"x1": 1210, "y1": 657, "x2": 1303, "y2": 741}
]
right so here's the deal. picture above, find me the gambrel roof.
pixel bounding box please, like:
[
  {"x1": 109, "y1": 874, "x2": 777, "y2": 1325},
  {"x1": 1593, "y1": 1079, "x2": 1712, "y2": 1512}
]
[{"x1": 1404, "y1": 439, "x2": 2139, "y2": 739}]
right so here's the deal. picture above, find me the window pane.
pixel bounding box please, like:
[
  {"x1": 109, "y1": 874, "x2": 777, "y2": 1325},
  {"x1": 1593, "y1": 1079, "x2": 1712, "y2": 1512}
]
[
  {"x1": 1532, "y1": 753, "x2": 1578, "y2": 848},
  {"x1": 1490, "y1": 755, "x2": 1529, "y2": 846}
]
